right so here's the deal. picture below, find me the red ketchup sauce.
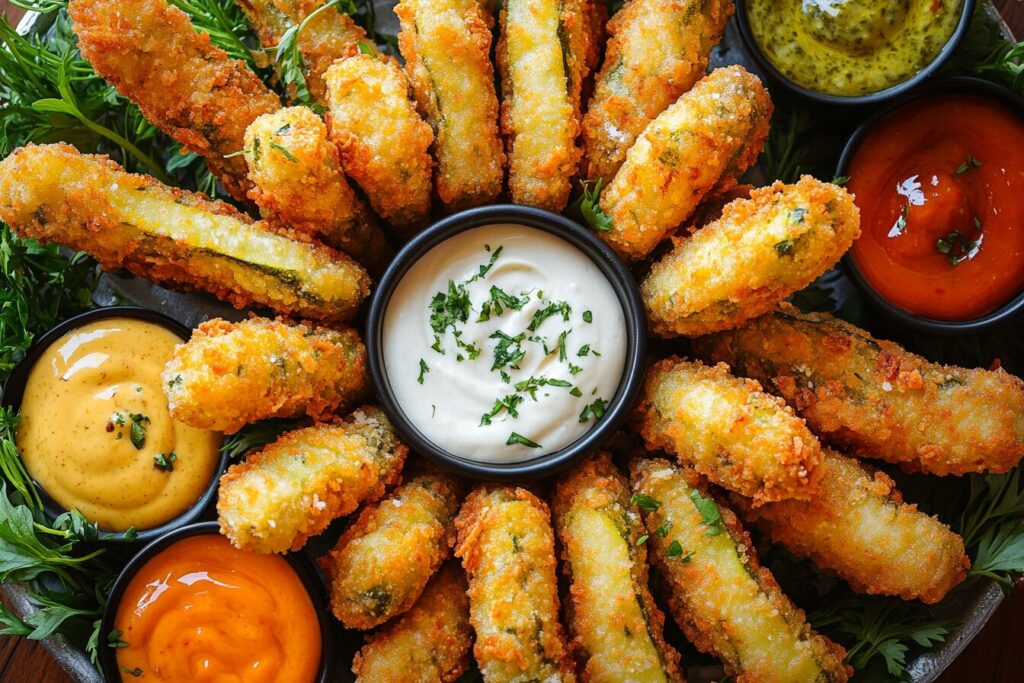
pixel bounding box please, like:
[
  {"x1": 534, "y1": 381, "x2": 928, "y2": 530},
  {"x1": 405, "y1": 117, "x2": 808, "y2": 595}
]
[{"x1": 848, "y1": 95, "x2": 1024, "y2": 320}]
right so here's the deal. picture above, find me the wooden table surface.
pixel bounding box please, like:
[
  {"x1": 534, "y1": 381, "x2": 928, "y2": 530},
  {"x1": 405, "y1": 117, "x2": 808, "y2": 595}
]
[{"x1": 2, "y1": 0, "x2": 1024, "y2": 681}]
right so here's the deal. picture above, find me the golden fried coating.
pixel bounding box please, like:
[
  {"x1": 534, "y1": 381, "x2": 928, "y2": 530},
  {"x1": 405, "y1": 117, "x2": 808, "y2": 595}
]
[
  {"x1": 553, "y1": 454, "x2": 684, "y2": 683},
  {"x1": 498, "y1": 0, "x2": 590, "y2": 211},
  {"x1": 162, "y1": 317, "x2": 366, "y2": 433},
  {"x1": 0, "y1": 144, "x2": 369, "y2": 322},
  {"x1": 642, "y1": 176, "x2": 861, "y2": 337},
  {"x1": 396, "y1": 0, "x2": 505, "y2": 211},
  {"x1": 582, "y1": 0, "x2": 732, "y2": 184},
  {"x1": 635, "y1": 357, "x2": 823, "y2": 506},
  {"x1": 630, "y1": 458, "x2": 851, "y2": 683},
  {"x1": 454, "y1": 486, "x2": 576, "y2": 682},
  {"x1": 235, "y1": 0, "x2": 367, "y2": 106},
  {"x1": 69, "y1": 0, "x2": 280, "y2": 202},
  {"x1": 217, "y1": 407, "x2": 407, "y2": 553},
  {"x1": 352, "y1": 561, "x2": 473, "y2": 683},
  {"x1": 243, "y1": 107, "x2": 390, "y2": 273},
  {"x1": 732, "y1": 449, "x2": 968, "y2": 604},
  {"x1": 598, "y1": 66, "x2": 771, "y2": 261},
  {"x1": 694, "y1": 304, "x2": 1024, "y2": 475},
  {"x1": 325, "y1": 54, "x2": 434, "y2": 233},
  {"x1": 321, "y1": 471, "x2": 463, "y2": 629}
]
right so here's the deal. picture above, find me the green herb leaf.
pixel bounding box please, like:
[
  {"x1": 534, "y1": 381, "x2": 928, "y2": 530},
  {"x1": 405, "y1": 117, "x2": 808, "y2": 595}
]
[
  {"x1": 417, "y1": 358, "x2": 430, "y2": 384},
  {"x1": 689, "y1": 490, "x2": 724, "y2": 536},
  {"x1": 268, "y1": 141, "x2": 298, "y2": 162},
  {"x1": 630, "y1": 493, "x2": 661, "y2": 513},
  {"x1": 490, "y1": 330, "x2": 526, "y2": 372},
  {"x1": 480, "y1": 394, "x2": 524, "y2": 426},
  {"x1": 953, "y1": 155, "x2": 983, "y2": 175},
  {"x1": 506, "y1": 432, "x2": 541, "y2": 448},
  {"x1": 832, "y1": 175, "x2": 850, "y2": 186},
  {"x1": 582, "y1": 310, "x2": 592, "y2": 323},
  {"x1": 635, "y1": 534, "x2": 649, "y2": 546},
  {"x1": 573, "y1": 179, "x2": 613, "y2": 232},
  {"x1": 128, "y1": 414, "x2": 149, "y2": 450},
  {"x1": 578, "y1": 397, "x2": 608, "y2": 423},
  {"x1": 527, "y1": 301, "x2": 571, "y2": 332},
  {"x1": 665, "y1": 540, "x2": 684, "y2": 559},
  {"x1": 220, "y1": 419, "x2": 300, "y2": 461},
  {"x1": 153, "y1": 452, "x2": 176, "y2": 472}
]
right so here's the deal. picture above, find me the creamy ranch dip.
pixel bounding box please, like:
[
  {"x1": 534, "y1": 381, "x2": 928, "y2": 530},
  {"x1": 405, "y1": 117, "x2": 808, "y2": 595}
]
[{"x1": 383, "y1": 224, "x2": 626, "y2": 463}]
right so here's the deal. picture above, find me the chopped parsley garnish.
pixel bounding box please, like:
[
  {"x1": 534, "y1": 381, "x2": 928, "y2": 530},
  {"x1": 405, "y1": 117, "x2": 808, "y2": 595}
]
[
  {"x1": 579, "y1": 397, "x2": 608, "y2": 423},
  {"x1": 690, "y1": 490, "x2": 724, "y2": 536},
  {"x1": 832, "y1": 175, "x2": 850, "y2": 186},
  {"x1": 490, "y1": 330, "x2": 526, "y2": 371},
  {"x1": 129, "y1": 413, "x2": 150, "y2": 450},
  {"x1": 478, "y1": 286, "x2": 529, "y2": 321},
  {"x1": 554, "y1": 330, "x2": 570, "y2": 361},
  {"x1": 268, "y1": 141, "x2": 298, "y2": 162},
  {"x1": 630, "y1": 493, "x2": 661, "y2": 512},
  {"x1": 665, "y1": 540, "x2": 687, "y2": 560},
  {"x1": 123, "y1": 667, "x2": 143, "y2": 678},
  {"x1": 481, "y1": 394, "x2": 525, "y2": 426},
  {"x1": 636, "y1": 534, "x2": 649, "y2": 545},
  {"x1": 569, "y1": 387, "x2": 583, "y2": 397},
  {"x1": 575, "y1": 178, "x2": 613, "y2": 232},
  {"x1": 107, "y1": 629, "x2": 129, "y2": 649},
  {"x1": 515, "y1": 376, "x2": 572, "y2": 400},
  {"x1": 506, "y1": 432, "x2": 542, "y2": 448},
  {"x1": 569, "y1": 363, "x2": 583, "y2": 376},
  {"x1": 153, "y1": 452, "x2": 177, "y2": 472},
  {"x1": 455, "y1": 337, "x2": 481, "y2": 361},
  {"x1": 953, "y1": 155, "x2": 982, "y2": 175},
  {"x1": 582, "y1": 310, "x2": 593, "y2": 323},
  {"x1": 578, "y1": 344, "x2": 591, "y2": 357},
  {"x1": 468, "y1": 245, "x2": 503, "y2": 283},
  {"x1": 356, "y1": 41, "x2": 376, "y2": 56},
  {"x1": 935, "y1": 228, "x2": 982, "y2": 266},
  {"x1": 527, "y1": 300, "x2": 572, "y2": 331},
  {"x1": 417, "y1": 359, "x2": 429, "y2": 384},
  {"x1": 429, "y1": 280, "x2": 472, "y2": 352},
  {"x1": 654, "y1": 521, "x2": 673, "y2": 537}
]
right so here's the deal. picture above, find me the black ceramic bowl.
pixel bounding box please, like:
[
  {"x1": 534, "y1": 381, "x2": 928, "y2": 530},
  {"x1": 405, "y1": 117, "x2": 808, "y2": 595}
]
[
  {"x1": 836, "y1": 76, "x2": 1024, "y2": 334},
  {"x1": 0, "y1": 306, "x2": 227, "y2": 542},
  {"x1": 98, "y1": 521, "x2": 336, "y2": 683},
  {"x1": 366, "y1": 205, "x2": 647, "y2": 481},
  {"x1": 733, "y1": 0, "x2": 975, "y2": 106}
]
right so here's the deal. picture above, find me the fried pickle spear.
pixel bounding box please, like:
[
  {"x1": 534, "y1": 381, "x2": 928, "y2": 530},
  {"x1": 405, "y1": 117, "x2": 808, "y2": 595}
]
[
  {"x1": 582, "y1": 0, "x2": 733, "y2": 184},
  {"x1": 552, "y1": 454, "x2": 684, "y2": 683},
  {"x1": 352, "y1": 562, "x2": 473, "y2": 683},
  {"x1": 642, "y1": 176, "x2": 861, "y2": 337},
  {"x1": 732, "y1": 449, "x2": 968, "y2": 604},
  {"x1": 243, "y1": 107, "x2": 390, "y2": 273},
  {"x1": 0, "y1": 144, "x2": 369, "y2": 322},
  {"x1": 455, "y1": 486, "x2": 576, "y2": 682},
  {"x1": 598, "y1": 66, "x2": 771, "y2": 261},
  {"x1": 321, "y1": 470, "x2": 462, "y2": 629},
  {"x1": 162, "y1": 317, "x2": 366, "y2": 433},
  {"x1": 694, "y1": 304, "x2": 1024, "y2": 475},
  {"x1": 630, "y1": 458, "x2": 851, "y2": 683},
  {"x1": 498, "y1": 0, "x2": 590, "y2": 211},
  {"x1": 217, "y1": 407, "x2": 407, "y2": 553},
  {"x1": 396, "y1": 0, "x2": 505, "y2": 211},
  {"x1": 635, "y1": 357, "x2": 823, "y2": 506},
  {"x1": 69, "y1": 0, "x2": 280, "y2": 202},
  {"x1": 235, "y1": 0, "x2": 367, "y2": 106},
  {"x1": 325, "y1": 54, "x2": 434, "y2": 233}
]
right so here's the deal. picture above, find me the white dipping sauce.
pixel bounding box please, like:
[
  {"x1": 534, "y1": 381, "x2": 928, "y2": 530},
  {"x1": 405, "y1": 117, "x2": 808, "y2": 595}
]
[{"x1": 383, "y1": 224, "x2": 626, "y2": 463}]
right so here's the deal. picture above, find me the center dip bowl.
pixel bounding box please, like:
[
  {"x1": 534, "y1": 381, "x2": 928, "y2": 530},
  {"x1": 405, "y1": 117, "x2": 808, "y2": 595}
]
[{"x1": 366, "y1": 205, "x2": 646, "y2": 481}]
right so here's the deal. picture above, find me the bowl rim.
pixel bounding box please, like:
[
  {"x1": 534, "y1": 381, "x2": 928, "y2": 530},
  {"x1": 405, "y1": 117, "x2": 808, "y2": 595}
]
[
  {"x1": 365, "y1": 204, "x2": 647, "y2": 481},
  {"x1": 733, "y1": 0, "x2": 977, "y2": 106},
  {"x1": 0, "y1": 305, "x2": 228, "y2": 542},
  {"x1": 834, "y1": 75, "x2": 1024, "y2": 334},
  {"x1": 97, "y1": 521, "x2": 336, "y2": 683}
]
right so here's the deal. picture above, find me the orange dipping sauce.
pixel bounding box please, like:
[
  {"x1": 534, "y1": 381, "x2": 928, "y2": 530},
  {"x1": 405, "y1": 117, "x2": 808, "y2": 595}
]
[
  {"x1": 848, "y1": 95, "x2": 1024, "y2": 320},
  {"x1": 114, "y1": 534, "x2": 321, "y2": 683}
]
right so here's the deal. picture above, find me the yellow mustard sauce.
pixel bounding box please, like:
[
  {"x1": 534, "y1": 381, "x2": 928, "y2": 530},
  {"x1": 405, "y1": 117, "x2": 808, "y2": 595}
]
[
  {"x1": 747, "y1": 0, "x2": 964, "y2": 96},
  {"x1": 17, "y1": 318, "x2": 221, "y2": 531}
]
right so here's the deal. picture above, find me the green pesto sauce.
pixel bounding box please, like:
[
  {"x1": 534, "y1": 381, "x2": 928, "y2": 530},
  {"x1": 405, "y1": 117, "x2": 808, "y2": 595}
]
[{"x1": 747, "y1": 0, "x2": 964, "y2": 96}]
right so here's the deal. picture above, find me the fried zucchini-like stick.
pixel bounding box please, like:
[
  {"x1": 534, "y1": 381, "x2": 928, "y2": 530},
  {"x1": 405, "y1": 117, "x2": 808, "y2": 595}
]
[
  {"x1": 694, "y1": 304, "x2": 1024, "y2": 475},
  {"x1": 352, "y1": 562, "x2": 473, "y2": 683},
  {"x1": 630, "y1": 458, "x2": 851, "y2": 683},
  {"x1": 642, "y1": 176, "x2": 860, "y2": 337},
  {"x1": 162, "y1": 317, "x2": 366, "y2": 433},
  {"x1": 69, "y1": 0, "x2": 280, "y2": 202},
  {"x1": 455, "y1": 486, "x2": 576, "y2": 682},
  {"x1": 321, "y1": 471, "x2": 463, "y2": 629},
  {"x1": 732, "y1": 449, "x2": 968, "y2": 604},
  {"x1": 244, "y1": 107, "x2": 390, "y2": 273},
  {"x1": 396, "y1": 0, "x2": 504, "y2": 211},
  {"x1": 0, "y1": 144, "x2": 369, "y2": 322},
  {"x1": 553, "y1": 454, "x2": 684, "y2": 683},
  {"x1": 217, "y1": 407, "x2": 407, "y2": 553},
  {"x1": 598, "y1": 66, "x2": 771, "y2": 261},
  {"x1": 635, "y1": 357, "x2": 822, "y2": 506},
  {"x1": 582, "y1": 0, "x2": 732, "y2": 184},
  {"x1": 325, "y1": 54, "x2": 434, "y2": 233},
  {"x1": 235, "y1": 0, "x2": 367, "y2": 106},
  {"x1": 498, "y1": 0, "x2": 589, "y2": 211}
]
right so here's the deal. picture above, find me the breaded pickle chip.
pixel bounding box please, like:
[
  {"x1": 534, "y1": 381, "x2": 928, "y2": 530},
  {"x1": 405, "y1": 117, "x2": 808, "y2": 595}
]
[
  {"x1": 352, "y1": 562, "x2": 473, "y2": 683},
  {"x1": 162, "y1": 317, "x2": 367, "y2": 433},
  {"x1": 695, "y1": 304, "x2": 1024, "y2": 475},
  {"x1": 553, "y1": 454, "x2": 684, "y2": 682},
  {"x1": 582, "y1": 0, "x2": 733, "y2": 184},
  {"x1": 635, "y1": 357, "x2": 823, "y2": 506},
  {"x1": 642, "y1": 176, "x2": 860, "y2": 337},
  {"x1": 498, "y1": 0, "x2": 590, "y2": 211},
  {"x1": 455, "y1": 486, "x2": 576, "y2": 682},
  {"x1": 0, "y1": 144, "x2": 370, "y2": 322},
  {"x1": 217, "y1": 407, "x2": 407, "y2": 553},
  {"x1": 732, "y1": 449, "x2": 969, "y2": 604},
  {"x1": 244, "y1": 107, "x2": 390, "y2": 273},
  {"x1": 598, "y1": 66, "x2": 771, "y2": 261},
  {"x1": 325, "y1": 54, "x2": 435, "y2": 233},
  {"x1": 69, "y1": 0, "x2": 281, "y2": 202},
  {"x1": 630, "y1": 458, "x2": 851, "y2": 683},
  {"x1": 396, "y1": 0, "x2": 505, "y2": 211},
  {"x1": 321, "y1": 471, "x2": 463, "y2": 629}
]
